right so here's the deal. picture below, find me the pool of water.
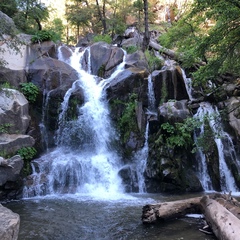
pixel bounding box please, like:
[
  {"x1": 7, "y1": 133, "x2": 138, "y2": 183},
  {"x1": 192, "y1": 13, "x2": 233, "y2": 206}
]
[{"x1": 4, "y1": 193, "x2": 216, "y2": 240}]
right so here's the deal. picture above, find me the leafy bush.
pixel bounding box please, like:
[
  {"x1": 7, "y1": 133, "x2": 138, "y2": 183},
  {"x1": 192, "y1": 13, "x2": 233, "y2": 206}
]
[
  {"x1": 125, "y1": 46, "x2": 138, "y2": 54},
  {"x1": 17, "y1": 147, "x2": 37, "y2": 160},
  {"x1": 20, "y1": 82, "x2": 39, "y2": 103},
  {"x1": 93, "y1": 34, "x2": 112, "y2": 44},
  {"x1": 118, "y1": 93, "x2": 138, "y2": 143},
  {"x1": 159, "y1": 117, "x2": 201, "y2": 150},
  {"x1": 31, "y1": 30, "x2": 54, "y2": 43},
  {"x1": 17, "y1": 147, "x2": 37, "y2": 176},
  {"x1": 145, "y1": 50, "x2": 163, "y2": 71},
  {"x1": 0, "y1": 123, "x2": 12, "y2": 134}
]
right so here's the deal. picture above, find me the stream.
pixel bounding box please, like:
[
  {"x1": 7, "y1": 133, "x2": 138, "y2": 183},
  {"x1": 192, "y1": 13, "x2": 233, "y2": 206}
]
[{"x1": 4, "y1": 193, "x2": 216, "y2": 240}]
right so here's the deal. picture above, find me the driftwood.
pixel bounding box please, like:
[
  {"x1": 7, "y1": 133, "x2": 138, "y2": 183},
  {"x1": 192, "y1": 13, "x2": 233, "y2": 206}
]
[
  {"x1": 201, "y1": 195, "x2": 240, "y2": 240},
  {"x1": 142, "y1": 193, "x2": 240, "y2": 240},
  {"x1": 149, "y1": 40, "x2": 179, "y2": 60},
  {"x1": 142, "y1": 197, "x2": 202, "y2": 223}
]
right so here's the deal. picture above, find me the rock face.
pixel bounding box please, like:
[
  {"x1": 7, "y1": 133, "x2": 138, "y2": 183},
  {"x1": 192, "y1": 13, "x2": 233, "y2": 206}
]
[
  {"x1": 0, "y1": 155, "x2": 24, "y2": 200},
  {"x1": 0, "y1": 89, "x2": 30, "y2": 134},
  {"x1": 82, "y1": 42, "x2": 125, "y2": 78},
  {"x1": 0, "y1": 134, "x2": 35, "y2": 157},
  {"x1": 0, "y1": 204, "x2": 20, "y2": 240}
]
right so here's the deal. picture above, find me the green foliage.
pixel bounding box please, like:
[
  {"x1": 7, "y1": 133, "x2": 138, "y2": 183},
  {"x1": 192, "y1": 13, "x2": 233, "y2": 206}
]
[
  {"x1": 0, "y1": 0, "x2": 18, "y2": 17},
  {"x1": 0, "y1": 123, "x2": 12, "y2": 134},
  {"x1": 0, "y1": 82, "x2": 14, "y2": 90},
  {"x1": 160, "y1": 117, "x2": 201, "y2": 149},
  {"x1": 17, "y1": 147, "x2": 37, "y2": 160},
  {"x1": 0, "y1": 11, "x2": 22, "y2": 67},
  {"x1": 20, "y1": 82, "x2": 39, "y2": 103},
  {"x1": 31, "y1": 30, "x2": 54, "y2": 43},
  {"x1": 159, "y1": 0, "x2": 240, "y2": 88},
  {"x1": 115, "y1": 94, "x2": 138, "y2": 143},
  {"x1": 17, "y1": 147, "x2": 37, "y2": 176},
  {"x1": 125, "y1": 46, "x2": 138, "y2": 54},
  {"x1": 145, "y1": 50, "x2": 163, "y2": 72},
  {"x1": 45, "y1": 18, "x2": 64, "y2": 42},
  {"x1": 93, "y1": 34, "x2": 112, "y2": 44},
  {"x1": 14, "y1": 0, "x2": 49, "y2": 33}
]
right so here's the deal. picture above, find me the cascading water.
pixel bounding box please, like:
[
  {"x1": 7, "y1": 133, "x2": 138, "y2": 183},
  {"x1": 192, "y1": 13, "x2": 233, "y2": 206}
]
[
  {"x1": 194, "y1": 104, "x2": 214, "y2": 191},
  {"x1": 24, "y1": 46, "x2": 127, "y2": 198},
  {"x1": 181, "y1": 69, "x2": 239, "y2": 192},
  {"x1": 205, "y1": 103, "x2": 239, "y2": 191},
  {"x1": 129, "y1": 74, "x2": 156, "y2": 193}
]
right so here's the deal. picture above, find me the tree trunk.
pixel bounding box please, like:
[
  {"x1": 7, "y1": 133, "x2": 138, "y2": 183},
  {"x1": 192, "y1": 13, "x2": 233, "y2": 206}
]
[
  {"x1": 142, "y1": 0, "x2": 149, "y2": 51},
  {"x1": 200, "y1": 195, "x2": 240, "y2": 240},
  {"x1": 142, "y1": 197, "x2": 202, "y2": 224},
  {"x1": 96, "y1": 0, "x2": 107, "y2": 34}
]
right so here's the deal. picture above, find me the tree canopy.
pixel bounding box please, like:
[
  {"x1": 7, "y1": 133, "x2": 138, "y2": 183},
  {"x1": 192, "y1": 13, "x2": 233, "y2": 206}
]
[{"x1": 159, "y1": 0, "x2": 240, "y2": 87}]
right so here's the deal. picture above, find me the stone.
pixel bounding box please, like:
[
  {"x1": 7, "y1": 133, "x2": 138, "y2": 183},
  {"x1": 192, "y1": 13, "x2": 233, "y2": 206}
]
[
  {"x1": 0, "y1": 134, "x2": 35, "y2": 156},
  {"x1": 0, "y1": 89, "x2": 30, "y2": 134},
  {"x1": 0, "y1": 155, "x2": 24, "y2": 186},
  {"x1": 0, "y1": 204, "x2": 20, "y2": 240},
  {"x1": 82, "y1": 42, "x2": 125, "y2": 78},
  {"x1": 158, "y1": 100, "x2": 191, "y2": 123}
]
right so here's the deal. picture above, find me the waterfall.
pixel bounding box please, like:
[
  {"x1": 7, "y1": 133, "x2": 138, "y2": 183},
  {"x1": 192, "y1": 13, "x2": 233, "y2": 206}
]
[
  {"x1": 39, "y1": 89, "x2": 52, "y2": 151},
  {"x1": 24, "y1": 46, "x2": 127, "y2": 198},
  {"x1": 181, "y1": 68, "x2": 194, "y2": 101},
  {"x1": 194, "y1": 102, "x2": 239, "y2": 192},
  {"x1": 194, "y1": 104, "x2": 213, "y2": 191},
  {"x1": 147, "y1": 74, "x2": 156, "y2": 111},
  {"x1": 129, "y1": 74, "x2": 156, "y2": 193},
  {"x1": 181, "y1": 69, "x2": 239, "y2": 192}
]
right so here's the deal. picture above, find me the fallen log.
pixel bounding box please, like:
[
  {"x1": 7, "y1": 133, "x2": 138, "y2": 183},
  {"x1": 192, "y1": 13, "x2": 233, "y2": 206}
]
[
  {"x1": 200, "y1": 195, "x2": 240, "y2": 240},
  {"x1": 211, "y1": 193, "x2": 240, "y2": 220},
  {"x1": 142, "y1": 197, "x2": 202, "y2": 224}
]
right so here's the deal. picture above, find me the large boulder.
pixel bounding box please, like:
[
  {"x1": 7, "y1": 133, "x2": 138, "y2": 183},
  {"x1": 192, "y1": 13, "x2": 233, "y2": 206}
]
[
  {"x1": 0, "y1": 204, "x2": 20, "y2": 240},
  {"x1": 82, "y1": 42, "x2": 125, "y2": 78},
  {"x1": 158, "y1": 100, "x2": 191, "y2": 124},
  {"x1": 27, "y1": 56, "x2": 78, "y2": 92},
  {"x1": 226, "y1": 97, "x2": 240, "y2": 137},
  {"x1": 0, "y1": 89, "x2": 30, "y2": 134},
  {"x1": 0, "y1": 134, "x2": 35, "y2": 156},
  {"x1": 0, "y1": 155, "x2": 24, "y2": 200},
  {"x1": 152, "y1": 64, "x2": 189, "y2": 106}
]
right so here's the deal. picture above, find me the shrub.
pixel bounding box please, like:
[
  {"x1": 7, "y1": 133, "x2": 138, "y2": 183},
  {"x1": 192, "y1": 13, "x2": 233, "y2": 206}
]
[
  {"x1": 93, "y1": 34, "x2": 112, "y2": 44},
  {"x1": 0, "y1": 123, "x2": 12, "y2": 133},
  {"x1": 17, "y1": 147, "x2": 37, "y2": 160},
  {"x1": 125, "y1": 46, "x2": 138, "y2": 54},
  {"x1": 17, "y1": 147, "x2": 37, "y2": 176},
  {"x1": 20, "y1": 82, "x2": 39, "y2": 103},
  {"x1": 31, "y1": 30, "x2": 54, "y2": 43}
]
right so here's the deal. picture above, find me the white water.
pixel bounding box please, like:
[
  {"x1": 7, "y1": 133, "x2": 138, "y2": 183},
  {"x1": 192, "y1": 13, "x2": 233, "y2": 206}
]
[
  {"x1": 194, "y1": 104, "x2": 213, "y2": 191},
  {"x1": 181, "y1": 68, "x2": 194, "y2": 101},
  {"x1": 147, "y1": 74, "x2": 156, "y2": 111},
  {"x1": 24, "y1": 46, "x2": 128, "y2": 198},
  {"x1": 194, "y1": 102, "x2": 239, "y2": 192}
]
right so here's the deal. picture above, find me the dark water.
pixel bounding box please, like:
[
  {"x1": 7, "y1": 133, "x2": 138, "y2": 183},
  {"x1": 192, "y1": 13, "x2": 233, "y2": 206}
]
[{"x1": 4, "y1": 193, "x2": 217, "y2": 240}]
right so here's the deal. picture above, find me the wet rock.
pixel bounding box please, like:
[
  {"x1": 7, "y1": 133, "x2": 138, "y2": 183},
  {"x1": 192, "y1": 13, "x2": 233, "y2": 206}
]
[
  {"x1": 0, "y1": 89, "x2": 30, "y2": 134},
  {"x1": 0, "y1": 134, "x2": 35, "y2": 156},
  {"x1": 0, "y1": 155, "x2": 24, "y2": 200},
  {"x1": 0, "y1": 204, "x2": 20, "y2": 240},
  {"x1": 82, "y1": 42, "x2": 125, "y2": 78}
]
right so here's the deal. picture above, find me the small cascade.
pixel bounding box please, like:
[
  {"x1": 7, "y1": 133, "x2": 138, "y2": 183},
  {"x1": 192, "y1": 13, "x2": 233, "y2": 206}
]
[
  {"x1": 24, "y1": 46, "x2": 127, "y2": 198},
  {"x1": 135, "y1": 122, "x2": 149, "y2": 193},
  {"x1": 181, "y1": 68, "x2": 194, "y2": 101},
  {"x1": 129, "y1": 74, "x2": 156, "y2": 193},
  {"x1": 194, "y1": 104, "x2": 213, "y2": 190},
  {"x1": 194, "y1": 102, "x2": 239, "y2": 192},
  {"x1": 39, "y1": 89, "x2": 52, "y2": 150},
  {"x1": 181, "y1": 70, "x2": 239, "y2": 192},
  {"x1": 147, "y1": 74, "x2": 156, "y2": 111}
]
